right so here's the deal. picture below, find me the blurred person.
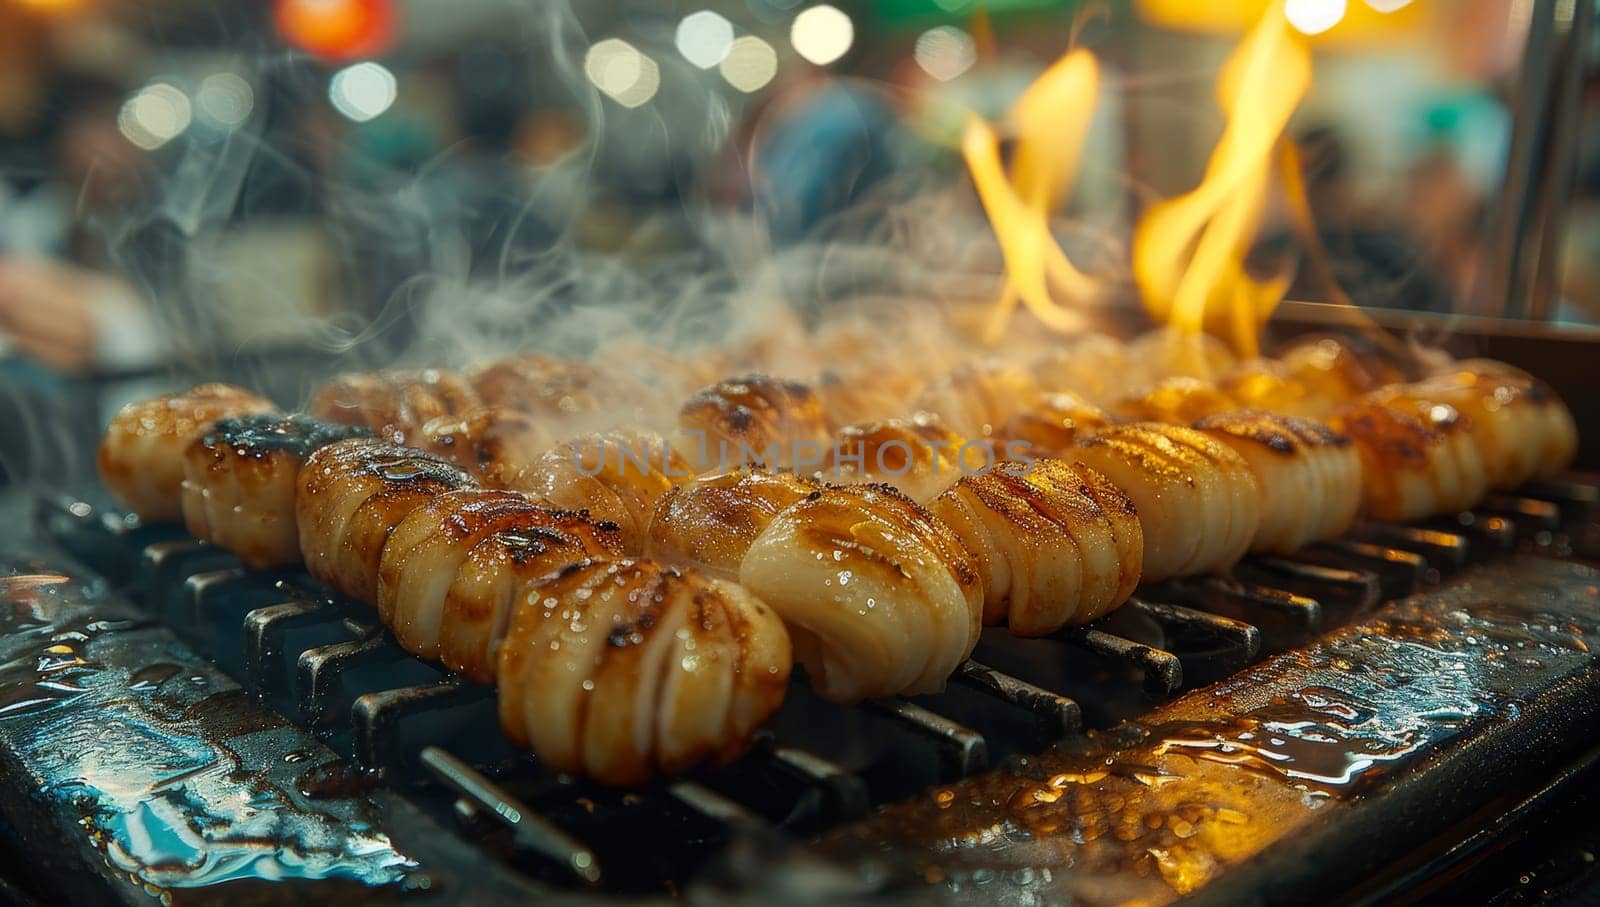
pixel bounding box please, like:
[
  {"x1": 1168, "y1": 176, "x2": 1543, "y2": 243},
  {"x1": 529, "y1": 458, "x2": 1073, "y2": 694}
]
[
  {"x1": 1401, "y1": 149, "x2": 1486, "y2": 309},
  {"x1": 0, "y1": 69, "x2": 161, "y2": 489},
  {"x1": 1260, "y1": 123, "x2": 1457, "y2": 314},
  {"x1": 1298, "y1": 124, "x2": 1357, "y2": 226},
  {"x1": 0, "y1": 71, "x2": 162, "y2": 373},
  {"x1": 748, "y1": 68, "x2": 903, "y2": 246}
]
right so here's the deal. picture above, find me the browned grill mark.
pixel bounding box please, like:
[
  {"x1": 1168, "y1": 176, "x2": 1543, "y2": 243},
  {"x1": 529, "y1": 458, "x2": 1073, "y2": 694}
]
[
  {"x1": 1334, "y1": 405, "x2": 1436, "y2": 468},
  {"x1": 310, "y1": 369, "x2": 480, "y2": 441},
  {"x1": 500, "y1": 525, "x2": 581, "y2": 562},
  {"x1": 1194, "y1": 410, "x2": 1353, "y2": 456}
]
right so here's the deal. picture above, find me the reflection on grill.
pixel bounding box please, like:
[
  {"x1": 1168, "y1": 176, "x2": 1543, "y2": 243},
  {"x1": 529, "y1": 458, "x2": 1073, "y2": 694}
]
[{"x1": 27, "y1": 476, "x2": 1600, "y2": 895}]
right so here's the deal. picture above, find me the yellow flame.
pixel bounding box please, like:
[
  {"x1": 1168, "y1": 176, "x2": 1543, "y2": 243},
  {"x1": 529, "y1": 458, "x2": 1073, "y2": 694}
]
[
  {"x1": 1133, "y1": 0, "x2": 1311, "y2": 357},
  {"x1": 962, "y1": 49, "x2": 1102, "y2": 343}
]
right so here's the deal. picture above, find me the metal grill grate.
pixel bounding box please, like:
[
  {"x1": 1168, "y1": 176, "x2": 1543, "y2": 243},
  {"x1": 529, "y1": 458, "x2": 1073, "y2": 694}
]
[{"x1": 31, "y1": 476, "x2": 1600, "y2": 892}]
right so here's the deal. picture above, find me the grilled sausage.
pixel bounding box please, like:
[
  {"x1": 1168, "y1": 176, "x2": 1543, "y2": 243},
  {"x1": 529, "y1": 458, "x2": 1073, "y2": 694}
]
[
  {"x1": 496, "y1": 559, "x2": 791, "y2": 785},
  {"x1": 1000, "y1": 391, "x2": 1110, "y2": 457},
  {"x1": 418, "y1": 405, "x2": 558, "y2": 487},
  {"x1": 1218, "y1": 358, "x2": 1325, "y2": 419},
  {"x1": 1273, "y1": 335, "x2": 1406, "y2": 403},
  {"x1": 927, "y1": 459, "x2": 1142, "y2": 635},
  {"x1": 1192, "y1": 411, "x2": 1362, "y2": 554},
  {"x1": 437, "y1": 514, "x2": 625, "y2": 683},
  {"x1": 1330, "y1": 392, "x2": 1488, "y2": 522},
  {"x1": 821, "y1": 414, "x2": 978, "y2": 503},
  {"x1": 378, "y1": 488, "x2": 551, "y2": 659},
  {"x1": 296, "y1": 439, "x2": 477, "y2": 602},
  {"x1": 98, "y1": 384, "x2": 277, "y2": 523},
  {"x1": 1113, "y1": 377, "x2": 1238, "y2": 424},
  {"x1": 1418, "y1": 360, "x2": 1577, "y2": 488},
  {"x1": 1069, "y1": 423, "x2": 1261, "y2": 581},
  {"x1": 309, "y1": 369, "x2": 480, "y2": 445},
  {"x1": 466, "y1": 354, "x2": 612, "y2": 417},
  {"x1": 678, "y1": 374, "x2": 831, "y2": 472},
  {"x1": 377, "y1": 488, "x2": 625, "y2": 669},
  {"x1": 181, "y1": 414, "x2": 368, "y2": 568},
  {"x1": 739, "y1": 483, "x2": 983, "y2": 702},
  {"x1": 510, "y1": 428, "x2": 691, "y2": 552},
  {"x1": 645, "y1": 468, "x2": 819, "y2": 580}
]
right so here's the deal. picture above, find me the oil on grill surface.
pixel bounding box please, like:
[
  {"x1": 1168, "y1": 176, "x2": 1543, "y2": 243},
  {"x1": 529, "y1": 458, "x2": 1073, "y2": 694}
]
[{"x1": 3, "y1": 476, "x2": 1599, "y2": 903}]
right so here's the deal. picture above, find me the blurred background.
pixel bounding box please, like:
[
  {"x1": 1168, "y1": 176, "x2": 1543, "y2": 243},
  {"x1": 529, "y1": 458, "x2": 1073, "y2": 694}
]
[{"x1": 0, "y1": 0, "x2": 1593, "y2": 484}]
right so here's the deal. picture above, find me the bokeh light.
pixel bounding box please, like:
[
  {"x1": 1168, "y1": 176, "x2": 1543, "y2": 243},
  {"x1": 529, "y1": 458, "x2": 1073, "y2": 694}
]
[
  {"x1": 790, "y1": 5, "x2": 853, "y2": 66},
  {"x1": 195, "y1": 73, "x2": 255, "y2": 128},
  {"x1": 914, "y1": 26, "x2": 977, "y2": 82},
  {"x1": 117, "y1": 83, "x2": 192, "y2": 151},
  {"x1": 584, "y1": 39, "x2": 661, "y2": 109},
  {"x1": 720, "y1": 35, "x2": 779, "y2": 93},
  {"x1": 328, "y1": 61, "x2": 398, "y2": 122},
  {"x1": 676, "y1": 10, "x2": 736, "y2": 70},
  {"x1": 1285, "y1": 0, "x2": 1347, "y2": 35},
  {"x1": 274, "y1": 0, "x2": 396, "y2": 61}
]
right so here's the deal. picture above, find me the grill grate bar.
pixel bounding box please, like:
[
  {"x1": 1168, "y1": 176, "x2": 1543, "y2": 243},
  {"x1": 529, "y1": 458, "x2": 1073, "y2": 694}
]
[
  {"x1": 243, "y1": 600, "x2": 342, "y2": 697},
  {"x1": 297, "y1": 634, "x2": 442, "y2": 731},
  {"x1": 953, "y1": 660, "x2": 1082, "y2": 738},
  {"x1": 1164, "y1": 576, "x2": 1324, "y2": 633},
  {"x1": 766, "y1": 747, "x2": 871, "y2": 823},
  {"x1": 182, "y1": 567, "x2": 248, "y2": 627},
  {"x1": 1127, "y1": 598, "x2": 1260, "y2": 680},
  {"x1": 1297, "y1": 540, "x2": 1429, "y2": 598},
  {"x1": 34, "y1": 495, "x2": 156, "y2": 583},
  {"x1": 142, "y1": 540, "x2": 239, "y2": 616},
  {"x1": 1480, "y1": 494, "x2": 1564, "y2": 534},
  {"x1": 184, "y1": 568, "x2": 296, "y2": 676},
  {"x1": 141, "y1": 538, "x2": 208, "y2": 566},
  {"x1": 1058, "y1": 626, "x2": 1184, "y2": 694},
  {"x1": 1129, "y1": 598, "x2": 1260, "y2": 649},
  {"x1": 1429, "y1": 512, "x2": 1517, "y2": 560},
  {"x1": 1239, "y1": 557, "x2": 1382, "y2": 611},
  {"x1": 668, "y1": 781, "x2": 767, "y2": 827},
  {"x1": 861, "y1": 699, "x2": 988, "y2": 780},
  {"x1": 185, "y1": 567, "x2": 247, "y2": 602},
  {"x1": 1523, "y1": 476, "x2": 1600, "y2": 521},
  {"x1": 1352, "y1": 523, "x2": 1471, "y2": 572},
  {"x1": 353, "y1": 679, "x2": 512, "y2": 773},
  {"x1": 420, "y1": 745, "x2": 602, "y2": 884}
]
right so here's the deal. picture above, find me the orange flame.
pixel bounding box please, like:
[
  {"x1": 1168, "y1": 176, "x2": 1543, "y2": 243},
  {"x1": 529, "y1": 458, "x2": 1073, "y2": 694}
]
[
  {"x1": 962, "y1": 49, "x2": 1102, "y2": 343},
  {"x1": 1132, "y1": 0, "x2": 1312, "y2": 357}
]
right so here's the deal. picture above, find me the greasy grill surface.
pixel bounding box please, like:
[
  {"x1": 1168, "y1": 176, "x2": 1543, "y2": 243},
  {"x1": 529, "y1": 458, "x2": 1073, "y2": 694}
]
[
  {"x1": 802, "y1": 555, "x2": 1600, "y2": 904},
  {"x1": 3, "y1": 476, "x2": 1599, "y2": 902}
]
